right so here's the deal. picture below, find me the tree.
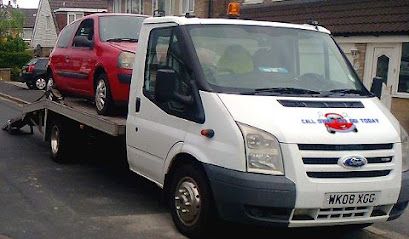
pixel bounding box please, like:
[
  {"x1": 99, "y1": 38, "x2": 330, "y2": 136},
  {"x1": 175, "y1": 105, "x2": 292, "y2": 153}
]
[
  {"x1": 0, "y1": 5, "x2": 31, "y2": 80},
  {"x1": 0, "y1": 6, "x2": 24, "y2": 38}
]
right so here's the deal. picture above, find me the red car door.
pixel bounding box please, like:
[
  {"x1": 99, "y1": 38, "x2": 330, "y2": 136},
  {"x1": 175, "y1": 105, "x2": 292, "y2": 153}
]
[
  {"x1": 50, "y1": 21, "x2": 79, "y2": 92},
  {"x1": 67, "y1": 18, "x2": 97, "y2": 97}
]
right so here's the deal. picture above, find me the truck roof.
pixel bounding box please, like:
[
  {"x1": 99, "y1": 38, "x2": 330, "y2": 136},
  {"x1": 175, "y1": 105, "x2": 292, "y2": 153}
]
[{"x1": 143, "y1": 16, "x2": 331, "y2": 34}]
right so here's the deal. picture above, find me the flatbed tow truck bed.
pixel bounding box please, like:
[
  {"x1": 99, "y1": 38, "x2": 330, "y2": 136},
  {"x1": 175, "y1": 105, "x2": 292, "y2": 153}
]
[{"x1": 2, "y1": 94, "x2": 126, "y2": 137}]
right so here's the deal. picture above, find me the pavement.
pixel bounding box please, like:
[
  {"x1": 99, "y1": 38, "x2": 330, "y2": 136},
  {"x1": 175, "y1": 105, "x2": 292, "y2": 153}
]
[{"x1": 0, "y1": 80, "x2": 408, "y2": 239}]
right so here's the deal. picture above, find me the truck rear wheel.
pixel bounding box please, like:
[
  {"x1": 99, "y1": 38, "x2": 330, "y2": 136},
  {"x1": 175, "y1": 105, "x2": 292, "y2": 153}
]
[
  {"x1": 169, "y1": 163, "x2": 215, "y2": 238},
  {"x1": 49, "y1": 121, "x2": 72, "y2": 163}
]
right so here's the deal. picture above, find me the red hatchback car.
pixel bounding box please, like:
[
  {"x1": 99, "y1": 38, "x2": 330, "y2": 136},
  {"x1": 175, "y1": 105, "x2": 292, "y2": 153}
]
[{"x1": 49, "y1": 13, "x2": 146, "y2": 115}]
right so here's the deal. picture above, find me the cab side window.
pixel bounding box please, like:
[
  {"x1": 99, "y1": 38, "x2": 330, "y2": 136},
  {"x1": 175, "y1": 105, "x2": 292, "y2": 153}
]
[
  {"x1": 144, "y1": 27, "x2": 194, "y2": 117},
  {"x1": 73, "y1": 19, "x2": 94, "y2": 47}
]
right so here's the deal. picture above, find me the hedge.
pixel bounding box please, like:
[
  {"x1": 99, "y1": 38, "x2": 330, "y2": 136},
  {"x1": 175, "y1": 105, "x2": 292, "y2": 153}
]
[{"x1": 0, "y1": 51, "x2": 32, "y2": 69}]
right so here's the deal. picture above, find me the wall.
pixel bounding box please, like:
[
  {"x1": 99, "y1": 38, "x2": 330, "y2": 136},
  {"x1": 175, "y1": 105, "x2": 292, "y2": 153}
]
[
  {"x1": 54, "y1": 12, "x2": 67, "y2": 32},
  {"x1": 391, "y1": 98, "x2": 409, "y2": 131}
]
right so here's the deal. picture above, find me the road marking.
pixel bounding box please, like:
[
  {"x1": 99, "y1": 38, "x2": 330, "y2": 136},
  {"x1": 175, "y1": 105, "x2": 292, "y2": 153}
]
[
  {"x1": 366, "y1": 226, "x2": 408, "y2": 239},
  {"x1": 0, "y1": 92, "x2": 29, "y2": 106},
  {"x1": 3, "y1": 81, "x2": 28, "y2": 89}
]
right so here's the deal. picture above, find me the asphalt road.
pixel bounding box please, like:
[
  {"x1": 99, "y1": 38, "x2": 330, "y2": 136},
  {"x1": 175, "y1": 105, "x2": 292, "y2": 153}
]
[{"x1": 0, "y1": 81, "x2": 408, "y2": 239}]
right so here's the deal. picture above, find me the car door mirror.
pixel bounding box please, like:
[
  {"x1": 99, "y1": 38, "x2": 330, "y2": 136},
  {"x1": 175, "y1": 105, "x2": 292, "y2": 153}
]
[
  {"x1": 370, "y1": 76, "x2": 386, "y2": 99},
  {"x1": 73, "y1": 36, "x2": 93, "y2": 48},
  {"x1": 155, "y1": 69, "x2": 194, "y2": 105}
]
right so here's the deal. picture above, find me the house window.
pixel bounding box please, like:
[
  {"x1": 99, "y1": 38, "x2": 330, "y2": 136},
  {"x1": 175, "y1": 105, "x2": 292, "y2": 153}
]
[
  {"x1": 243, "y1": 0, "x2": 264, "y2": 4},
  {"x1": 125, "y1": 0, "x2": 143, "y2": 14},
  {"x1": 46, "y1": 16, "x2": 51, "y2": 30},
  {"x1": 398, "y1": 43, "x2": 409, "y2": 93},
  {"x1": 67, "y1": 12, "x2": 84, "y2": 25},
  {"x1": 181, "y1": 0, "x2": 194, "y2": 14},
  {"x1": 152, "y1": 0, "x2": 170, "y2": 15},
  {"x1": 113, "y1": 0, "x2": 122, "y2": 13}
]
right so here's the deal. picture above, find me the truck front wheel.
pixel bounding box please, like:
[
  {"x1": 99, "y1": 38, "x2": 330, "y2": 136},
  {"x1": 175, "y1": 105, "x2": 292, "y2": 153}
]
[{"x1": 169, "y1": 163, "x2": 215, "y2": 238}]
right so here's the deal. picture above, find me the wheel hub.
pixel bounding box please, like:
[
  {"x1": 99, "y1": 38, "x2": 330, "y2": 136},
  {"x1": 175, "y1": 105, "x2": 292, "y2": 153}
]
[
  {"x1": 50, "y1": 126, "x2": 59, "y2": 155},
  {"x1": 95, "y1": 80, "x2": 107, "y2": 111},
  {"x1": 174, "y1": 177, "x2": 201, "y2": 226},
  {"x1": 36, "y1": 78, "x2": 46, "y2": 90}
]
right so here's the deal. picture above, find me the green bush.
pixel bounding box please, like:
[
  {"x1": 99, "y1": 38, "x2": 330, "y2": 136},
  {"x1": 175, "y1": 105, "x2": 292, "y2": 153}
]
[
  {"x1": 10, "y1": 67, "x2": 21, "y2": 81},
  {"x1": 0, "y1": 36, "x2": 27, "y2": 52},
  {"x1": 0, "y1": 51, "x2": 31, "y2": 69}
]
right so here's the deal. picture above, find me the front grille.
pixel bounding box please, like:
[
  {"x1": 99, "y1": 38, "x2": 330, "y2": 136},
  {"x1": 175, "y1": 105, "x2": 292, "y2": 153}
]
[
  {"x1": 307, "y1": 170, "x2": 391, "y2": 178},
  {"x1": 278, "y1": 100, "x2": 364, "y2": 108},
  {"x1": 298, "y1": 144, "x2": 393, "y2": 151},
  {"x1": 303, "y1": 156, "x2": 393, "y2": 165},
  {"x1": 298, "y1": 144, "x2": 395, "y2": 179},
  {"x1": 291, "y1": 205, "x2": 391, "y2": 221}
]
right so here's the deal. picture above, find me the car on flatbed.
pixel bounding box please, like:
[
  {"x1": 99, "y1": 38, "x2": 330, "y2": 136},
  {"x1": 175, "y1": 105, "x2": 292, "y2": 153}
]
[
  {"x1": 5, "y1": 7, "x2": 409, "y2": 238},
  {"x1": 48, "y1": 13, "x2": 146, "y2": 115}
]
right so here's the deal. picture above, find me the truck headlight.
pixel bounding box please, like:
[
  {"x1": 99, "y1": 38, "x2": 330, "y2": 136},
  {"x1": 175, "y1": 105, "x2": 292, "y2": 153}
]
[
  {"x1": 401, "y1": 126, "x2": 409, "y2": 172},
  {"x1": 238, "y1": 122, "x2": 284, "y2": 175},
  {"x1": 118, "y1": 51, "x2": 135, "y2": 70}
]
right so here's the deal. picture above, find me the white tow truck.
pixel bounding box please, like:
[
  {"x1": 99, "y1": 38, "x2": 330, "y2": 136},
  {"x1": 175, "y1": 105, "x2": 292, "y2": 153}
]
[{"x1": 3, "y1": 12, "x2": 409, "y2": 238}]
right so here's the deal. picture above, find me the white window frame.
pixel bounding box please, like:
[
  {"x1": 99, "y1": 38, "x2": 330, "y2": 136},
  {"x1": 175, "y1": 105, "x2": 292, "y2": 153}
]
[
  {"x1": 125, "y1": 0, "x2": 143, "y2": 14},
  {"x1": 67, "y1": 12, "x2": 84, "y2": 25},
  {"x1": 181, "y1": 0, "x2": 195, "y2": 14},
  {"x1": 152, "y1": 0, "x2": 171, "y2": 15},
  {"x1": 394, "y1": 42, "x2": 409, "y2": 98},
  {"x1": 113, "y1": 0, "x2": 122, "y2": 13}
]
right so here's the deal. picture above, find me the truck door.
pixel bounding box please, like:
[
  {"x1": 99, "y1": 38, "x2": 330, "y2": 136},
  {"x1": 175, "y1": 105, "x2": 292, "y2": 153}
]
[{"x1": 127, "y1": 25, "x2": 196, "y2": 182}]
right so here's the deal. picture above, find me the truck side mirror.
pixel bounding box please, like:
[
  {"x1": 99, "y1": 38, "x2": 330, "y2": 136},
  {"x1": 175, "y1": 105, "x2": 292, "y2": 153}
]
[
  {"x1": 370, "y1": 76, "x2": 386, "y2": 99},
  {"x1": 73, "y1": 36, "x2": 93, "y2": 48},
  {"x1": 155, "y1": 69, "x2": 194, "y2": 105}
]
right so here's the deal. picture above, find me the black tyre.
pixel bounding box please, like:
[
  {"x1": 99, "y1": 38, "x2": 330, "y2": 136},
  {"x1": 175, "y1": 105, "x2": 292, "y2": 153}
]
[
  {"x1": 169, "y1": 163, "x2": 215, "y2": 238},
  {"x1": 94, "y1": 73, "x2": 113, "y2": 115},
  {"x1": 49, "y1": 120, "x2": 72, "y2": 163},
  {"x1": 34, "y1": 76, "x2": 47, "y2": 90},
  {"x1": 26, "y1": 82, "x2": 35, "y2": 89}
]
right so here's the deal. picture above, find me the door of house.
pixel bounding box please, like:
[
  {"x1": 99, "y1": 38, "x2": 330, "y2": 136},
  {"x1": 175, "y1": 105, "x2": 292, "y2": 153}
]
[{"x1": 367, "y1": 45, "x2": 399, "y2": 109}]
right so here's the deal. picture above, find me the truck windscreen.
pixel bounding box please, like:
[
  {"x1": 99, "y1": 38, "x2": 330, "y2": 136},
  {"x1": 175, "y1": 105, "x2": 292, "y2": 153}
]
[{"x1": 188, "y1": 25, "x2": 370, "y2": 97}]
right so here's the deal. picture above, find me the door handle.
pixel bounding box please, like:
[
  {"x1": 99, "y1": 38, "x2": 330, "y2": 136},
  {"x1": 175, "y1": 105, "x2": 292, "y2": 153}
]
[{"x1": 135, "y1": 97, "x2": 141, "y2": 112}]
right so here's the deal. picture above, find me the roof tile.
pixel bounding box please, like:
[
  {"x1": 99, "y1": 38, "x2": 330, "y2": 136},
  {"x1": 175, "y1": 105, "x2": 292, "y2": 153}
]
[{"x1": 241, "y1": 0, "x2": 409, "y2": 35}]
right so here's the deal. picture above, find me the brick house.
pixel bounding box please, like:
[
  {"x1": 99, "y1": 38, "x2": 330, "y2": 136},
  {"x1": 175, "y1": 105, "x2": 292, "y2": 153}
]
[
  {"x1": 106, "y1": 0, "x2": 228, "y2": 18},
  {"x1": 20, "y1": 8, "x2": 37, "y2": 43},
  {"x1": 241, "y1": 0, "x2": 409, "y2": 130},
  {"x1": 31, "y1": 0, "x2": 109, "y2": 55}
]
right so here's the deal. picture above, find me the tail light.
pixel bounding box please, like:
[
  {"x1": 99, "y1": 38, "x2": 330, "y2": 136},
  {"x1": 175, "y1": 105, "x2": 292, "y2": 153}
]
[{"x1": 27, "y1": 64, "x2": 35, "y2": 72}]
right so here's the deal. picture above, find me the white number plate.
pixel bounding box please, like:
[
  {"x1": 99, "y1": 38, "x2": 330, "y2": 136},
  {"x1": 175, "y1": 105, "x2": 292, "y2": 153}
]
[{"x1": 323, "y1": 192, "x2": 380, "y2": 207}]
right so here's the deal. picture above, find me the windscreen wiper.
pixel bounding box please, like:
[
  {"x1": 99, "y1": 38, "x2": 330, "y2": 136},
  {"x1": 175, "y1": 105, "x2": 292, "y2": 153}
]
[
  {"x1": 322, "y1": 89, "x2": 368, "y2": 97},
  {"x1": 241, "y1": 87, "x2": 321, "y2": 95},
  {"x1": 106, "y1": 38, "x2": 138, "y2": 42}
]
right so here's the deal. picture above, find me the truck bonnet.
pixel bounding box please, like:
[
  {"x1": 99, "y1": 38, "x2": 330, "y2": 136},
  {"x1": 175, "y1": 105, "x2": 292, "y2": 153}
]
[{"x1": 217, "y1": 93, "x2": 400, "y2": 144}]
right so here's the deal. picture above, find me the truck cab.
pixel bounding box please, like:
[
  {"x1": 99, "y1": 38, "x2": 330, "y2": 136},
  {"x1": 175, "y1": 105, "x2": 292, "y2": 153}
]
[{"x1": 125, "y1": 16, "x2": 409, "y2": 237}]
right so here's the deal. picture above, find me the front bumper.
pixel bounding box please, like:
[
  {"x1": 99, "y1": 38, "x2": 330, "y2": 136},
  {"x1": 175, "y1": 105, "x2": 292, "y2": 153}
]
[
  {"x1": 21, "y1": 72, "x2": 34, "y2": 83},
  {"x1": 204, "y1": 164, "x2": 409, "y2": 227},
  {"x1": 204, "y1": 164, "x2": 296, "y2": 226},
  {"x1": 389, "y1": 170, "x2": 409, "y2": 220}
]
